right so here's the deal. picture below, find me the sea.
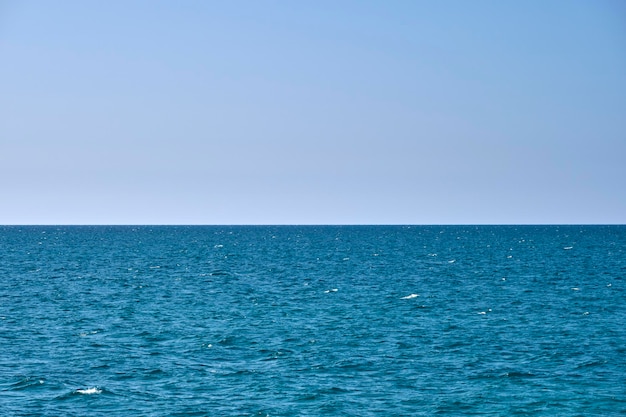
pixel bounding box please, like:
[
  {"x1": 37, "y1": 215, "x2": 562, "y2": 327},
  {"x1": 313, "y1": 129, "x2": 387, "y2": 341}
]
[{"x1": 1, "y1": 225, "x2": 625, "y2": 416}]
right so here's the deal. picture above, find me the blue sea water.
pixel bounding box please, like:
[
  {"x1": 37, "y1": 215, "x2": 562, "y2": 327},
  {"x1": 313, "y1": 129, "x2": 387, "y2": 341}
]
[{"x1": 1, "y1": 225, "x2": 625, "y2": 416}]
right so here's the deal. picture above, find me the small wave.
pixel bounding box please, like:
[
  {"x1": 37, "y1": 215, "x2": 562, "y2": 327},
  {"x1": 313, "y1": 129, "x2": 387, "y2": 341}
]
[
  {"x1": 297, "y1": 393, "x2": 319, "y2": 401},
  {"x1": 563, "y1": 246, "x2": 573, "y2": 250},
  {"x1": 209, "y1": 270, "x2": 231, "y2": 276},
  {"x1": 324, "y1": 288, "x2": 338, "y2": 293},
  {"x1": 503, "y1": 371, "x2": 537, "y2": 378},
  {"x1": 318, "y1": 386, "x2": 351, "y2": 394},
  {"x1": 6, "y1": 377, "x2": 45, "y2": 391},
  {"x1": 575, "y1": 359, "x2": 607, "y2": 369}
]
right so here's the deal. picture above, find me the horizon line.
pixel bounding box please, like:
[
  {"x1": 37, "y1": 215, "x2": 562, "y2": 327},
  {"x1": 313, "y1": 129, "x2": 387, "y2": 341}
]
[{"x1": 1, "y1": 223, "x2": 624, "y2": 227}]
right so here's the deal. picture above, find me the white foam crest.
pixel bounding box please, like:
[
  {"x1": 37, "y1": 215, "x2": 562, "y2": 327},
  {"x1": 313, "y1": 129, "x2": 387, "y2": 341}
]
[
  {"x1": 324, "y1": 288, "x2": 338, "y2": 293},
  {"x1": 401, "y1": 294, "x2": 419, "y2": 299},
  {"x1": 76, "y1": 387, "x2": 102, "y2": 395}
]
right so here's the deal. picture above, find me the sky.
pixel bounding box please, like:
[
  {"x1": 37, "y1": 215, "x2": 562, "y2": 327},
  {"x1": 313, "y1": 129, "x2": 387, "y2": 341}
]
[{"x1": 1, "y1": 0, "x2": 625, "y2": 225}]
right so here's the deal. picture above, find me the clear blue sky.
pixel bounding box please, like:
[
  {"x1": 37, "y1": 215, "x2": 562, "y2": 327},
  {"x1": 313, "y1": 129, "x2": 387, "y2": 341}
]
[{"x1": 1, "y1": 0, "x2": 625, "y2": 224}]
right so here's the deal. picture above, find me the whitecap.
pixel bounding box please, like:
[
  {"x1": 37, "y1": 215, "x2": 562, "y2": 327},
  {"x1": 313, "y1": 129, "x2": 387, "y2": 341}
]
[
  {"x1": 401, "y1": 294, "x2": 419, "y2": 299},
  {"x1": 448, "y1": 260, "x2": 456, "y2": 264},
  {"x1": 76, "y1": 387, "x2": 102, "y2": 395},
  {"x1": 571, "y1": 287, "x2": 580, "y2": 291},
  {"x1": 324, "y1": 289, "x2": 338, "y2": 293},
  {"x1": 564, "y1": 246, "x2": 573, "y2": 250}
]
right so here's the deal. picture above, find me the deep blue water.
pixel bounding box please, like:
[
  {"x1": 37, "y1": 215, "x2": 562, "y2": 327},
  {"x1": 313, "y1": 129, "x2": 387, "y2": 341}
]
[{"x1": 1, "y1": 225, "x2": 625, "y2": 416}]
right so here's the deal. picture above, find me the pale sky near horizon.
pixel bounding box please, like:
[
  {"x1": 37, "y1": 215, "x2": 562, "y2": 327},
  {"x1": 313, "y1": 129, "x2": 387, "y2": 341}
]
[{"x1": 1, "y1": 0, "x2": 625, "y2": 224}]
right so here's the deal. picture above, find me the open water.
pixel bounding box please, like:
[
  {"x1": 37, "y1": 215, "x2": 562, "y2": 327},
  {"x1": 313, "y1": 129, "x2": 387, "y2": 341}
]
[{"x1": 1, "y1": 225, "x2": 625, "y2": 416}]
